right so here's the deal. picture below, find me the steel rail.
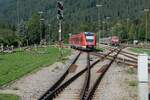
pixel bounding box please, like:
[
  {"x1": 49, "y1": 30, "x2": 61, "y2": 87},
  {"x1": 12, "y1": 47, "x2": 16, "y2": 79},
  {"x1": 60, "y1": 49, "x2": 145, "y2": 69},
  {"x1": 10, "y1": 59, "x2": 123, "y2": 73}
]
[
  {"x1": 39, "y1": 52, "x2": 81, "y2": 100},
  {"x1": 80, "y1": 53, "x2": 91, "y2": 100},
  {"x1": 119, "y1": 52, "x2": 137, "y2": 60},
  {"x1": 91, "y1": 52, "x2": 137, "y2": 65},
  {"x1": 92, "y1": 51, "x2": 150, "y2": 73},
  {"x1": 85, "y1": 49, "x2": 122, "y2": 100},
  {"x1": 121, "y1": 50, "x2": 150, "y2": 61},
  {"x1": 122, "y1": 50, "x2": 150, "y2": 62},
  {"x1": 41, "y1": 49, "x2": 116, "y2": 100}
]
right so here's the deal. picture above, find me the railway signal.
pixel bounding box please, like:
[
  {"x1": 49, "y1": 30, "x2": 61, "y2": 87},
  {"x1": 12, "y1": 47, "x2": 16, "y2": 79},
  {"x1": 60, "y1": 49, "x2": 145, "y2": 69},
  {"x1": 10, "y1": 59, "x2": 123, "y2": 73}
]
[
  {"x1": 57, "y1": 1, "x2": 64, "y2": 59},
  {"x1": 57, "y1": 1, "x2": 63, "y2": 20}
]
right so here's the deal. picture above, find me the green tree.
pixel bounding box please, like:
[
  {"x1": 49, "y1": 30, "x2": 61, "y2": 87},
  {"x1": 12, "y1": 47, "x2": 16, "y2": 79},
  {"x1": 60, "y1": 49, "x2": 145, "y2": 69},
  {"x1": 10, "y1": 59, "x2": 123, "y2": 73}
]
[
  {"x1": 26, "y1": 13, "x2": 40, "y2": 44},
  {"x1": 0, "y1": 28, "x2": 21, "y2": 46}
]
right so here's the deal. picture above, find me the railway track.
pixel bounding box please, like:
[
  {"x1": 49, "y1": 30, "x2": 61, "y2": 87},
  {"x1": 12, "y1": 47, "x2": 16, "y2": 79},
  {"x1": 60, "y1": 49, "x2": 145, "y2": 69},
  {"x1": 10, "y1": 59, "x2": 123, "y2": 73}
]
[
  {"x1": 84, "y1": 49, "x2": 122, "y2": 100},
  {"x1": 98, "y1": 44, "x2": 150, "y2": 66},
  {"x1": 80, "y1": 53, "x2": 91, "y2": 100},
  {"x1": 39, "y1": 52, "x2": 81, "y2": 100},
  {"x1": 39, "y1": 47, "x2": 122, "y2": 100},
  {"x1": 91, "y1": 52, "x2": 137, "y2": 67},
  {"x1": 39, "y1": 45, "x2": 148, "y2": 100},
  {"x1": 102, "y1": 44, "x2": 150, "y2": 60}
]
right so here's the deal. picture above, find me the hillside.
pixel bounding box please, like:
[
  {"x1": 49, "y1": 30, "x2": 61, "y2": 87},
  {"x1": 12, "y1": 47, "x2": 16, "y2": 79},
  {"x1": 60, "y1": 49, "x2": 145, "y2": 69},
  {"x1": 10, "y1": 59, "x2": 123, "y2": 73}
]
[
  {"x1": 0, "y1": 0, "x2": 150, "y2": 46},
  {"x1": 0, "y1": 0, "x2": 149, "y2": 24}
]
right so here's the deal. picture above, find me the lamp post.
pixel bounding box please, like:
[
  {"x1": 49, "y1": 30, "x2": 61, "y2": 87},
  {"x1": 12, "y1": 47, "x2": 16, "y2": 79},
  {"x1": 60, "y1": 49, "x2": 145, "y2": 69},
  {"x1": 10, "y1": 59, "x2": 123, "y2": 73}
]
[
  {"x1": 25, "y1": 25, "x2": 29, "y2": 47},
  {"x1": 40, "y1": 18, "x2": 44, "y2": 42},
  {"x1": 16, "y1": 0, "x2": 20, "y2": 36},
  {"x1": 102, "y1": 20, "x2": 105, "y2": 38},
  {"x1": 96, "y1": 4, "x2": 103, "y2": 47},
  {"x1": 126, "y1": 18, "x2": 130, "y2": 43},
  {"x1": 106, "y1": 17, "x2": 110, "y2": 36},
  {"x1": 48, "y1": 24, "x2": 51, "y2": 44},
  {"x1": 144, "y1": 9, "x2": 149, "y2": 44},
  {"x1": 38, "y1": 11, "x2": 44, "y2": 43},
  {"x1": 126, "y1": 18, "x2": 130, "y2": 34}
]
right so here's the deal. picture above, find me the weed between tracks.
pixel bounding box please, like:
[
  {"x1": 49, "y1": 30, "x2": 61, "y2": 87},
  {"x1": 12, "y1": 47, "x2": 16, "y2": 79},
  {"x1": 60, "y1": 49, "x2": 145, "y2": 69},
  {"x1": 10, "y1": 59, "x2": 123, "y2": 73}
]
[
  {"x1": 126, "y1": 67, "x2": 137, "y2": 86},
  {"x1": 126, "y1": 68, "x2": 135, "y2": 75},
  {"x1": 127, "y1": 80, "x2": 138, "y2": 87}
]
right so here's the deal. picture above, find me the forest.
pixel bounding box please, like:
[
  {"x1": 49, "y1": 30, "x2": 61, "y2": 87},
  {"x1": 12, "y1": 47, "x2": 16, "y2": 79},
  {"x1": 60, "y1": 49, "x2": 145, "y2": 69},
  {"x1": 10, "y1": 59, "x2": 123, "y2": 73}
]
[{"x1": 0, "y1": 0, "x2": 150, "y2": 46}]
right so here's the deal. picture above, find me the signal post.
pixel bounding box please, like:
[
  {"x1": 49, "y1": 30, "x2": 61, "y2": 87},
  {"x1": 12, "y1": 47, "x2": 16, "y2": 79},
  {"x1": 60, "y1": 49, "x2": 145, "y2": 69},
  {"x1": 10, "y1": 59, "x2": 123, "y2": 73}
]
[{"x1": 57, "y1": 1, "x2": 64, "y2": 59}]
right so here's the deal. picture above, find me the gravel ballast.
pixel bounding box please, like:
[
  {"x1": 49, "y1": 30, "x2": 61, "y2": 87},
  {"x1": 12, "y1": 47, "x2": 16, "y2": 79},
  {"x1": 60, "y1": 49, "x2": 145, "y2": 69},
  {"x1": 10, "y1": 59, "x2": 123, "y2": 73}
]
[{"x1": 93, "y1": 62, "x2": 138, "y2": 100}]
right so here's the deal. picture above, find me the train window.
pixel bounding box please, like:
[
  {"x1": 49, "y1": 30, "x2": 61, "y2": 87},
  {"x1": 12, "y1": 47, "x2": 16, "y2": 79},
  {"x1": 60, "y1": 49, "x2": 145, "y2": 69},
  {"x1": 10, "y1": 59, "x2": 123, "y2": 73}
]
[
  {"x1": 85, "y1": 34, "x2": 94, "y2": 36},
  {"x1": 85, "y1": 32, "x2": 94, "y2": 36},
  {"x1": 86, "y1": 36, "x2": 94, "y2": 42},
  {"x1": 86, "y1": 39, "x2": 93, "y2": 42}
]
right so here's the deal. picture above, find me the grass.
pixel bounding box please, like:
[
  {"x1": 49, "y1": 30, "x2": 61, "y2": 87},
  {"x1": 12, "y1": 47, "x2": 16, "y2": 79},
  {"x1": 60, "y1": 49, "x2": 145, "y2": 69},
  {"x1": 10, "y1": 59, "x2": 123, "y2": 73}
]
[
  {"x1": 129, "y1": 47, "x2": 150, "y2": 55},
  {"x1": 0, "y1": 47, "x2": 71, "y2": 86},
  {"x1": 95, "y1": 47, "x2": 105, "y2": 52},
  {"x1": 0, "y1": 94, "x2": 20, "y2": 100},
  {"x1": 126, "y1": 68, "x2": 135, "y2": 75},
  {"x1": 128, "y1": 80, "x2": 138, "y2": 87}
]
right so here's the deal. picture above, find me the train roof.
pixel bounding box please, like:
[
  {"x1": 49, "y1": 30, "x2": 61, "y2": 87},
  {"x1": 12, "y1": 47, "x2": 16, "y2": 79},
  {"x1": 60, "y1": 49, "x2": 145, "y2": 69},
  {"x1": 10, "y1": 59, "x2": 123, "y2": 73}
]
[
  {"x1": 84, "y1": 32, "x2": 94, "y2": 34},
  {"x1": 70, "y1": 32, "x2": 94, "y2": 36}
]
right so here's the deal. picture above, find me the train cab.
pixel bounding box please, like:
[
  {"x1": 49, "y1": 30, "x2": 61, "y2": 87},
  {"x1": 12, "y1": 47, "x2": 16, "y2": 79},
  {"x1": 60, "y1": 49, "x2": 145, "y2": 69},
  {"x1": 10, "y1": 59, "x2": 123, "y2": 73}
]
[
  {"x1": 84, "y1": 32, "x2": 96, "y2": 48},
  {"x1": 69, "y1": 32, "x2": 96, "y2": 50}
]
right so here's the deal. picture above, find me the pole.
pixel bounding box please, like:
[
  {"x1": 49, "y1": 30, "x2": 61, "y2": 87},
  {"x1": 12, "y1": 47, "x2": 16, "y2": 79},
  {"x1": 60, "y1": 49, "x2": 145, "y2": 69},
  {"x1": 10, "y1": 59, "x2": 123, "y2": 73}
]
[
  {"x1": 17, "y1": 0, "x2": 20, "y2": 35},
  {"x1": 17, "y1": 0, "x2": 19, "y2": 25},
  {"x1": 126, "y1": 0, "x2": 129, "y2": 43},
  {"x1": 59, "y1": 20, "x2": 62, "y2": 42},
  {"x1": 48, "y1": 24, "x2": 51, "y2": 45},
  {"x1": 40, "y1": 19, "x2": 43, "y2": 42},
  {"x1": 57, "y1": 1, "x2": 64, "y2": 59},
  {"x1": 97, "y1": 6, "x2": 100, "y2": 48},
  {"x1": 144, "y1": 9, "x2": 149, "y2": 44},
  {"x1": 146, "y1": 11, "x2": 148, "y2": 44},
  {"x1": 96, "y1": 4, "x2": 103, "y2": 48},
  {"x1": 106, "y1": 17, "x2": 110, "y2": 36},
  {"x1": 127, "y1": 18, "x2": 129, "y2": 41},
  {"x1": 102, "y1": 21, "x2": 105, "y2": 38},
  {"x1": 59, "y1": 20, "x2": 63, "y2": 58},
  {"x1": 38, "y1": 11, "x2": 43, "y2": 43},
  {"x1": 40, "y1": 20, "x2": 41, "y2": 43}
]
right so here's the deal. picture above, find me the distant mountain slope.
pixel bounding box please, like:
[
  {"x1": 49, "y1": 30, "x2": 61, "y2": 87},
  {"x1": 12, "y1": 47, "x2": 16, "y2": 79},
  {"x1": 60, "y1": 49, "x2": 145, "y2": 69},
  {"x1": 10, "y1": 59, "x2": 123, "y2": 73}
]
[{"x1": 0, "y1": 0, "x2": 149, "y2": 26}]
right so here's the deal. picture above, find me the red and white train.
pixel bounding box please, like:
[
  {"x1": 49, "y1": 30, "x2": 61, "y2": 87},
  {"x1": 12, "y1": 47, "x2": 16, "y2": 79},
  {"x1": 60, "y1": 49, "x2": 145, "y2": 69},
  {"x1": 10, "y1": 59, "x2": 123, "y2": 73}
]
[
  {"x1": 69, "y1": 32, "x2": 96, "y2": 49},
  {"x1": 99, "y1": 36, "x2": 120, "y2": 46},
  {"x1": 111, "y1": 36, "x2": 119, "y2": 45}
]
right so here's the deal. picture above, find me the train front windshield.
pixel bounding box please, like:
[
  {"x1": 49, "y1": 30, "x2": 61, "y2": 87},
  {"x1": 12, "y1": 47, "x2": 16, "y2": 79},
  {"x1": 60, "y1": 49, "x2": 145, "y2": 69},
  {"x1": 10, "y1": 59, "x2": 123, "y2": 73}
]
[{"x1": 85, "y1": 34, "x2": 94, "y2": 42}]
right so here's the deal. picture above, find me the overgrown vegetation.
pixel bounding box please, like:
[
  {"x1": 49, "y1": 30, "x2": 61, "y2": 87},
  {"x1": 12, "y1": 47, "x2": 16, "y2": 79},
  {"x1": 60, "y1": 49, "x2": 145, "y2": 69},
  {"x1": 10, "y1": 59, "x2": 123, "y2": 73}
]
[
  {"x1": 0, "y1": 47, "x2": 70, "y2": 86},
  {"x1": 0, "y1": 94, "x2": 20, "y2": 100},
  {"x1": 128, "y1": 80, "x2": 138, "y2": 87},
  {"x1": 126, "y1": 68, "x2": 135, "y2": 75}
]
